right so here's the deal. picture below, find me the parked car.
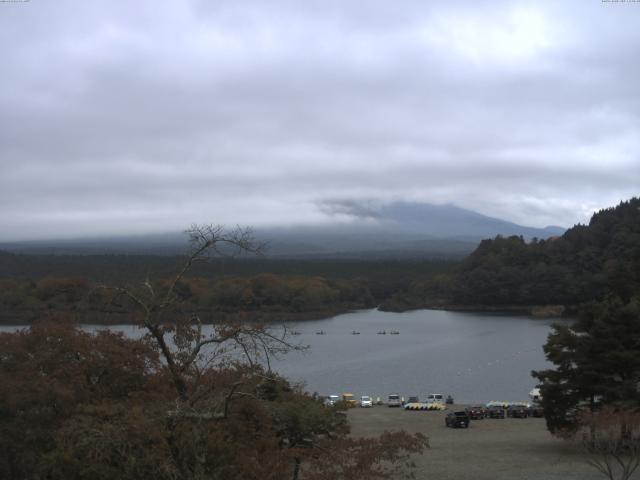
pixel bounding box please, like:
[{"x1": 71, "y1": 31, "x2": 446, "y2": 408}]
[
  {"x1": 528, "y1": 405, "x2": 544, "y2": 418},
  {"x1": 426, "y1": 393, "x2": 444, "y2": 404},
  {"x1": 445, "y1": 411, "x2": 470, "y2": 428},
  {"x1": 342, "y1": 393, "x2": 357, "y2": 407},
  {"x1": 508, "y1": 405, "x2": 529, "y2": 418},
  {"x1": 487, "y1": 406, "x2": 505, "y2": 419},
  {"x1": 466, "y1": 405, "x2": 488, "y2": 420},
  {"x1": 360, "y1": 395, "x2": 373, "y2": 408},
  {"x1": 407, "y1": 396, "x2": 420, "y2": 404},
  {"x1": 388, "y1": 393, "x2": 402, "y2": 407},
  {"x1": 325, "y1": 395, "x2": 340, "y2": 406}
]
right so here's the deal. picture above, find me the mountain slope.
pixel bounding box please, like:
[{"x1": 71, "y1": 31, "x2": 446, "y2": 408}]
[
  {"x1": 259, "y1": 202, "x2": 565, "y2": 257},
  {"x1": 0, "y1": 202, "x2": 565, "y2": 259}
]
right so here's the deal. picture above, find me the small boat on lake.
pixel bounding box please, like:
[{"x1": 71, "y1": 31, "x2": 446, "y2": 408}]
[
  {"x1": 377, "y1": 330, "x2": 386, "y2": 335},
  {"x1": 316, "y1": 330, "x2": 326, "y2": 335},
  {"x1": 351, "y1": 330, "x2": 360, "y2": 335},
  {"x1": 390, "y1": 330, "x2": 400, "y2": 335}
]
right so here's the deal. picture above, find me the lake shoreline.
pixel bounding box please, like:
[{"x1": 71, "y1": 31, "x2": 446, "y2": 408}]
[
  {"x1": 0, "y1": 306, "x2": 358, "y2": 326},
  {"x1": 379, "y1": 302, "x2": 572, "y2": 318},
  {"x1": 0, "y1": 303, "x2": 571, "y2": 327}
]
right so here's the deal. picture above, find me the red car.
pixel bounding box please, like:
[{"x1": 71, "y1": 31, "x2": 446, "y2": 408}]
[{"x1": 465, "y1": 405, "x2": 488, "y2": 420}]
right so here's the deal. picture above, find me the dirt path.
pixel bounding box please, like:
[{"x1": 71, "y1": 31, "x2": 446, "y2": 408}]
[{"x1": 347, "y1": 405, "x2": 614, "y2": 480}]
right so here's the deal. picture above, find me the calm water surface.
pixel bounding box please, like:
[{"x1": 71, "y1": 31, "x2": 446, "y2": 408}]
[
  {"x1": 269, "y1": 309, "x2": 566, "y2": 404},
  {"x1": 1, "y1": 309, "x2": 567, "y2": 404}
]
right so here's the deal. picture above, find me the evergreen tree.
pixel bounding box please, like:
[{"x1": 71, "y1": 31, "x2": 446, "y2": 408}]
[{"x1": 532, "y1": 296, "x2": 640, "y2": 435}]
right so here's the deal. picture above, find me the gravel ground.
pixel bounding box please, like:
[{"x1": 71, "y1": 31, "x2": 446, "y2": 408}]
[{"x1": 347, "y1": 405, "x2": 618, "y2": 480}]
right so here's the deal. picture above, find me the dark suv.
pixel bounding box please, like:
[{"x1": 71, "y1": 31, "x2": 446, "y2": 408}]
[
  {"x1": 487, "y1": 406, "x2": 505, "y2": 419},
  {"x1": 527, "y1": 404, "x2": 544, "y2": 418},
  {"x1": 445, "y1": 411, "x2": 470, "y2": 428},
  {"x1": 507, "y1": 405, "x2": 529, "y2": 418},
  {"x1": 465, "y1": 405, "x2": 488, "y2": 420}
]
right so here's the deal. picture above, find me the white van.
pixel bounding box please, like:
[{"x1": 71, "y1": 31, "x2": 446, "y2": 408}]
[
  {"x1": 426, "y1": 393, "x2": 444, "y2": 404},
  {"x1": 387, "y1": 393, "x2": 402, "y2": 407}
]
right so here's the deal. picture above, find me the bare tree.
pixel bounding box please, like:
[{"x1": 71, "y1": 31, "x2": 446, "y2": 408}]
[
  {"x1": 107, "y1": 224, "x2": 300, "y2": 398},
  {"x1": 99, "y1": 225, "x2": 305, "y2": 478},
  {"x1": 102, "y1": 228, "x2": 301, "y2": 394},
  {"x1": 578, "y1": 406, "x2": 640, "y2": 480}
]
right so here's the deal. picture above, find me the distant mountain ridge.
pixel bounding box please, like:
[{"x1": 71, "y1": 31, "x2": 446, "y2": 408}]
[
  {"x1": 0, "y1": 202, "x2": 565, "y2": 259},
  {"x1": 259, "y1": 202, "x2": 564, "y2": 257},
  {"x1": 318, "y1": 200, "x2": 564, "y2": 238}
]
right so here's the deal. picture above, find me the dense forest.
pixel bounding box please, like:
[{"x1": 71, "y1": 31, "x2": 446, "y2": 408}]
[
  {"x1": 0, "y1": 274, "x2": 375, "y2": 324},
  {"x1": 0, "y1": 250, "x2": 453, "y2": 324},
  {"x1": 383, "y1": 197, "x2": 640, "y2": 313}
]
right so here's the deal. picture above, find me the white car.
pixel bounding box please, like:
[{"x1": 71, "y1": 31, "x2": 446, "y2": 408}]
[
  {"x1": 360, "y1": 395, "x2": 373, "y2": 407},
  {"x1": 387, "y1": 393, "x2": 402, "y2": 407},
  {"x1": 426, "y1": 393, "x2": 444, "y2": 404},
  {"x1": 325, "y1": 395, "x2": 340, "y2": 406}
]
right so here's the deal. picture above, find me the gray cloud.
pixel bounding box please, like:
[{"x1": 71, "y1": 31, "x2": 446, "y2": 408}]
[
  {"x1": 0, "y1": 0, "x2": 639, "y2": 240},
  {"x1": 317, "y1": 199, "x2": 384, "y2": 221}
]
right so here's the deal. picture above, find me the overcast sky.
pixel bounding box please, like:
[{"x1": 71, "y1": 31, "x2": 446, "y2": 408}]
[{"x1": 1, "y1": 0, "x2": 639, "y2": 241}]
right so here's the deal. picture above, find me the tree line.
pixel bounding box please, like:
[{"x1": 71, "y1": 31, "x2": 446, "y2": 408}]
[
  {"x1": 0, "y1": 251, "x2": 454, "y2": 324},
  {"x1": 0, "y1": 273, "x2": 377, "y2": 325}
]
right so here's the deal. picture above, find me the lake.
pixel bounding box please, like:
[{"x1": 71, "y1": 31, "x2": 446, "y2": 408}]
[
  {"x1": 1, "y1": 308, "x2": 566, "y2": 404},
  {"x1": 269, "y1": 309, "x2": 565, "y2": 404}
]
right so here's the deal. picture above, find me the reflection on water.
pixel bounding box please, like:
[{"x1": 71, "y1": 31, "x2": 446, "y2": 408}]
[{"x1": 0, "y1": 309, "x2": 569, "y2": 404}]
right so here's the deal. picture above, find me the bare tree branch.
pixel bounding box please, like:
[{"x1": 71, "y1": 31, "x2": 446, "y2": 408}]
[
  {"x1": 96, "y1": 224, "x2": 300, "y2": 406},
  {"x1": 579, "y1": 406, "x2": 640, "y2": 480}
]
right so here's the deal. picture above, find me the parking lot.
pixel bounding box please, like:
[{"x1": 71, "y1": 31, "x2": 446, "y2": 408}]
[{"x1": 347, "y1": 405, "x2": 607, "y2": 480}]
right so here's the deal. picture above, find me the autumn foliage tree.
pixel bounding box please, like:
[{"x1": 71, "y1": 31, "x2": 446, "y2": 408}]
[{"x1": 0, "y1": 319, "x2": 160, "y2": 479}]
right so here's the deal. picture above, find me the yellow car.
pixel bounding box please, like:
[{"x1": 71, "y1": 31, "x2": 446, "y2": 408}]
[{"x1": 342, "y1": 393, "x2": 357, "y2": 407}]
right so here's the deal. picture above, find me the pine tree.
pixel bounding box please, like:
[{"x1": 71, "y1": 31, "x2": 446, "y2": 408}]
[{"x1": 532, "y1": 297, "x2": 640, "y2": 435}]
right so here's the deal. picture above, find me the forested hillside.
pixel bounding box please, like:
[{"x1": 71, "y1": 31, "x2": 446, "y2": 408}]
[
  {"x1": 0, "y1": 253, "x2": 453, "y2": 324},
  {"x1": 384, "y1": 198, "x2": 640, "y2": 312},
  {"x1": 0, "y1": 274, "x2": 377, "y2": 325}
]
